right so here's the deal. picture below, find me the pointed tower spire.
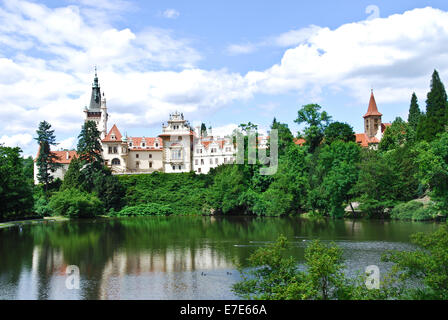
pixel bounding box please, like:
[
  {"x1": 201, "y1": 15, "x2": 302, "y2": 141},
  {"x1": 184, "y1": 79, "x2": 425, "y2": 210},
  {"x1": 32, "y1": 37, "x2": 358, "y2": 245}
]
[
  {"x1": 363, "y1": 89, "x2": 382, "y2": 118},
  {"x1": 89, "y1": 66, "x2": 101, "y2": 110}
]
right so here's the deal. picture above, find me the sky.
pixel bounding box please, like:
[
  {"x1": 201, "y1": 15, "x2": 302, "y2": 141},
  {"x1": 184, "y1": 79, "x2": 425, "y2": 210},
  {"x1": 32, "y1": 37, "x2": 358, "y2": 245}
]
[{"x1": 1, "y1": 0, "x2": 448, "y2": 158}]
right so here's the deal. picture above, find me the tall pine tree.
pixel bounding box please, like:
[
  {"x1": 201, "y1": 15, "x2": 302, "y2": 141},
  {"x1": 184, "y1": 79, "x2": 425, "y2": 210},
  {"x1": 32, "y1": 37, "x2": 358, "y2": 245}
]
[
  {"x1": 35, "y1": 121, "x2": 60, "y2": 195},
  {"x1": 77, "y1": 120, "x2": 104, "y2": 191},
  {"x1": 408, "y1": 92, "x2": 421, "y2": 131},
  {"x1": 420, "y1": 70, "x2": 448, "y2": 141}
]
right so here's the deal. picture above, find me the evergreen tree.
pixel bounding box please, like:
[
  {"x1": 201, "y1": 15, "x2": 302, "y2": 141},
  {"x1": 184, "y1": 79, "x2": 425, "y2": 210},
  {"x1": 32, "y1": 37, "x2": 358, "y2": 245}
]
[
  {"x1": 35, "y1": 121, "x2": 60, "y2": 195},
  {"x1": 408, "y1": 92, "x2": 421, "y2": 131},
  {"x1": 77, "y1": 120, "x2": 104, "y2": 190},
  {"x1": 61, "y1": 156, "x2": 81, "y2": 190},
  {"x1": 421, "y1": 70, "x2": 448, "y2": 141}
]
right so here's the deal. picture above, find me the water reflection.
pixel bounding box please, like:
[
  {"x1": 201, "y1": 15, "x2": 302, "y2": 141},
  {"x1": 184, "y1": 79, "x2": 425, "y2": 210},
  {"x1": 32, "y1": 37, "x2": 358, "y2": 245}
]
[{"x1": 0, "y1": 216, "x2": 440, "y2": 299}]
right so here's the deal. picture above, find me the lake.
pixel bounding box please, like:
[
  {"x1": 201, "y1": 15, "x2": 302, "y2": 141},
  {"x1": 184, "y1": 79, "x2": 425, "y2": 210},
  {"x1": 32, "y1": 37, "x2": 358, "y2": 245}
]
[{"x1": 0, "y1": 216, "x2": 440, "y2": 300}]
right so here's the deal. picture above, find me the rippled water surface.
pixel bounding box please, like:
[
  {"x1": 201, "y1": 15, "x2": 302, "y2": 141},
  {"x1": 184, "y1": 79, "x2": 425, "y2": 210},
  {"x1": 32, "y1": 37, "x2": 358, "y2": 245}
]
[{"x1": 0, "y1": 216, "x2": 440, "y2": 299}]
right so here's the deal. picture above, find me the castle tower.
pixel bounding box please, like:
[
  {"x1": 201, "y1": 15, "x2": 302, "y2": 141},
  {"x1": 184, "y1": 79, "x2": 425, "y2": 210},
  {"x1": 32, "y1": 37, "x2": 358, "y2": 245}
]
[
  {"x1": 159, "y1": 111, "x2": 194, "y2": 173},
  {"x1": 363, "y1": 90, "x2": 382, "y2": 139},
  {"x1": 84, "y1": 67, "x2": 108, "y2": 139}
]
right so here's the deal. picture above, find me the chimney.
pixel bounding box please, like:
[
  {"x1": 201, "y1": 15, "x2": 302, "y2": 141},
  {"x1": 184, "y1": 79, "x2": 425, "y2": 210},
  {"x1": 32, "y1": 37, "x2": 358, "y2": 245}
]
[{"x1": 66, "y1": 151, "x2": 69, "y2": 160}]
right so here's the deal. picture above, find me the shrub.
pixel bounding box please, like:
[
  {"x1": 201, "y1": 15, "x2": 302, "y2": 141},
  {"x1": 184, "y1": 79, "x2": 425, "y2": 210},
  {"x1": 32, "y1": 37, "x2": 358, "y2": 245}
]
[
  {"x1": 390, "y1": 200, "x2": 437, "y2": 221},
  {"x1": 115, "y1": 203, "x2": 173, "y2": 216},
  {"x1": 49, "y1": 188, "x2": 103, "y2": 218},
  {"x1": 33, "y1": 197, "x2": 54, "y2": 217}
]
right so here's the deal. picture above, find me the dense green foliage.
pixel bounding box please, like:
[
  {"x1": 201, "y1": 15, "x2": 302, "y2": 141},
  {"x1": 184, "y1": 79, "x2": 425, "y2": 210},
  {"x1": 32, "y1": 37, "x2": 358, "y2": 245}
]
[
  {"x1": 390, "y1": 200, "x2": 437, "y2": 221},
  {"x1": 49, "y1": 188, "x2": 103, "y2": 218},
  {"x1": 408, "y1": 92, "x2": 421, "y2": 131},
  {"x1": 0, "y1": 145, "x2": 34, "y2": 221},
  {"x1": 119, "y1": 172, "x2": 211, "y2": 215}
]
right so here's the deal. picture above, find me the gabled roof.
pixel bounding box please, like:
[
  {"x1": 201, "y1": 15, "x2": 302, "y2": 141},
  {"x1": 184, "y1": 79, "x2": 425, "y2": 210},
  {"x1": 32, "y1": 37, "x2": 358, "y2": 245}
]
[
  {"x1": 128, "y1": 137, "x2": 163, "y2": 150},
  {"x1": 34, "y1": 149, "x2": 77, "y2": 164},
  {"x1": 102, "y1": 124, "x2": 122, "y2": 142},
  {"x1": 363, "y1": 90, "x2": 382, "y2": 118}
]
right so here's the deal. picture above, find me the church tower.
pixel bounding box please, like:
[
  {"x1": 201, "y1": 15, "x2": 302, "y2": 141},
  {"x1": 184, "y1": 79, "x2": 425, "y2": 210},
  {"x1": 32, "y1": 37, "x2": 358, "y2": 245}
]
[
  {"x1": 363, "y1": 90, "x2": 382, "y2": 140},
  {"x1": 84, "y1": 67, "x2": 108, "y2": 139}
]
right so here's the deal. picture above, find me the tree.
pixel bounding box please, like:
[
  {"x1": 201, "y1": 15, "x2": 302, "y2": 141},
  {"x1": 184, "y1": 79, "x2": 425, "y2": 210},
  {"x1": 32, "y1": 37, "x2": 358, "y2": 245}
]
[
  {"x1": 35, "y1": 121, "x2": 60, "y2": 195},
  {"x1": 61, "y1": 156, "x2": 81, "y2": 190},
  {"x1": 233, "y1": 236, "x2": 350, "y2": 300},
  {"x1": 378, "y1": 117, "x2": 408, "y2": 152},
  {"x1": 408, "y1": 92, "x2": 421, "y2": 131},
  {"x1": 419, "y1": 70, "x2": 448, "y2": 141},
  {"x1": 77, "y1": 120, "x2": 104, "y2": 191},
  {"x1": 382, "y1": 225, "x2": 448, "y2": 299},
  {"x1": 324, "y1": 122, "x2": 355, "y2": 145},
  {"x1": 270, "y1": 118, "x2": 294, "y2": 156},
  {"x1": 294, "y1": 104, "x2": 331, "y2": 153},
  {"x1": 0, "y1": 145, "x2": 34, "y2": 220}
]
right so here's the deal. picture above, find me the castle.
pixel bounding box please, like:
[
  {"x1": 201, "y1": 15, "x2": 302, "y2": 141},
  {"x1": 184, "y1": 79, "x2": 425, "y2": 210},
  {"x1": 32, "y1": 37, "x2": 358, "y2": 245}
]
[{"x1": 33, "y1": 72, "x2": 388, "y2": 184}]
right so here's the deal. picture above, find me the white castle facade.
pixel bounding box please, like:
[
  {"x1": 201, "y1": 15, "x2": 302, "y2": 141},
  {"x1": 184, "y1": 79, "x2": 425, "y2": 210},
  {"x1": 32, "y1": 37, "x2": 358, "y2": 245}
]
[{"x1": 34, "y1": 71, "x2": 243, "y2": 183}]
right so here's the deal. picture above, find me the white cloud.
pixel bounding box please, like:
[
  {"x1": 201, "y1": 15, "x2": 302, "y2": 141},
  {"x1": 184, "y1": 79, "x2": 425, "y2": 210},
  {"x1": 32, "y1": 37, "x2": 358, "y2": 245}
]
[
  {"x1": 162, "y1": 9, "x2": 180, "y2": 19},
  {"x1": 56, "y1": 137, "x2": 77, "y2": 150},
  {"x1": 0, "y1": 133, "x2": 33, "y2": 148},
  {"x1": 226, "y1": 43, "x2": 257, "y2": 55}
]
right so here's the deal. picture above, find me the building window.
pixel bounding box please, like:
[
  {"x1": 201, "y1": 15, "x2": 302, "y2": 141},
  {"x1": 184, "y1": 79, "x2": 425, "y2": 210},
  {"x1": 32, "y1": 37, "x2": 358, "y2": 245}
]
[
  {"x1": 178, "y1": 136, "x2": 182, "y2": 141},
  {"x1": 210, "y1": 158, "x2": 213, "y2": 165},
  {"x1": 149, "y1": 154, "x2": 152, "y2": 158},
  {"x1": 195, "y1": 159, "x2": 198, "y2": 165},
  {"x1": 201, "y1": 159, "x2": 204, "y2": 165},
  {"x1": 178, "y1": 165, "x2": 181, "y2": 170},
  {"x1": 111, "y1": 134, "x2": 116, "y2": 140},
  {"x1": 149, "y1": 161, "x2": 152, "y2": 168},
  {"x1": 172, "y1": 165, "x2": 175, "y2": 170},
  {"x1": 112, "y1": 158, "x2": 120, "y2": 165},
  {"x1": 224, "y1": 158, "x2": 227, "y2": 163},
  {"x1": 211, "y1": 148, "x2": 217, "y2": 153},
  {"x1": 129, "y1": 142, "x2": 133, "y2": 147},
  {"x1": 113, "y1": 146, "x2": 117, "y2": 154},
  {"x1": 155, "y1": 143, "x2": 159, "y2": 148},
  {"x1": 171, "y1": 149, "x2": 182, "y2": 160},
  {"x1": 136, "y1": 154, "x2": 139, "y2": 158},
  {"x1": 142, "y1": 143, "x2": 146, "y2": 147},
  {"x1": 136, "y1": 161, "x2": 139, "y2": 168},
  {"x1": 215, "y1": 158, "x2": 218, "y2": 164},
  {"x1": 198, "y1": 168, "x2": 201, "y2": 173},
  {"x1": 108, "y1": 147, "x2": 112, "y2": 154}
]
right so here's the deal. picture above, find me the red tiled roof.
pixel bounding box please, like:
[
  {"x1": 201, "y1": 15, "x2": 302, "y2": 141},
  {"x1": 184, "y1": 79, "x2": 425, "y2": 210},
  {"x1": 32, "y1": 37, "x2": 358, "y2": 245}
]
[
  {"x1": 355, "y1": 133, "x2": 380, "y2": 147},
  {"x1": 128, "y1": 137, "x2": 163, "y2": 150},
  {"x1": 34, "y1": 150, "x2": 77, "y2": 164},
  {"x1": 294, "y1": 138, "x2": 306, "y2": 146},
  {"x1": 200, "y1": 140, "x2": 226, "y2": 149},
  {"x1": 363, "y1": 91, "x2": 382, "y2": 118},
  {"x1": 102, "y1": 124, "x2": 122, "y2": 142}
]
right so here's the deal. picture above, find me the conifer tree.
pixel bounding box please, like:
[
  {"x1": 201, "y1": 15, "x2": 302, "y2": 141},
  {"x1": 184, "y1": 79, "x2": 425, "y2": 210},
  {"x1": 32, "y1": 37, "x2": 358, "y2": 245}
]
[
  {"x1": 35, "y1": 121, "x2": 60, "y2": 195},
  {"x1": 61, "y1": 156, "x2": 81, "y2": 190},
  {"x1": 421, "y1": 70, "x2": 448, "y2": 141},
  {"x1": 200, "y1": 123, "x2": 208, "y2": 137},
  {"x1": 407, "y1": 92, "x2": 421, "y2": 131},
  {"x1": 77, "y1": 120, "x2": 103, "y2": 190}
]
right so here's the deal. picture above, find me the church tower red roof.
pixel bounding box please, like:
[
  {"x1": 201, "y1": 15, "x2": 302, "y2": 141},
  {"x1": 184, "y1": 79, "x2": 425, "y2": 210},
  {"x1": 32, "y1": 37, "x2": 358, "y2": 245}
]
[{"x1": 363, "y1": 90, "x2": 382, "y2": 118}]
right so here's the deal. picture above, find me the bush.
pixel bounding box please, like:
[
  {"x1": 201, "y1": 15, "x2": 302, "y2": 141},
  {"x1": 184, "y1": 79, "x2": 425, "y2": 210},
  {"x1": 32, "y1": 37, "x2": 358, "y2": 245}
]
[
  {"x1": 33, "y1": 197, "x2": 54, "y2": 217},
  {"x1": 390, "y1": 200, "x2": 437, "y2": 221},
  {"x1": 49, "y1": 188, "x2": 103, "y2": 218},
  {"x1": 115, "y1": 203, "x2": 174, "y2": 216}
]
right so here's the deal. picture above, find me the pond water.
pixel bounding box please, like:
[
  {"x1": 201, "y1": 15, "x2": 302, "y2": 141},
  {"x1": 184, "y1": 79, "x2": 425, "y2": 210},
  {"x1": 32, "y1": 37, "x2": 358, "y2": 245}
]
[{"x1": 0, "y1": 216, "x2": 440, "y2": 300}]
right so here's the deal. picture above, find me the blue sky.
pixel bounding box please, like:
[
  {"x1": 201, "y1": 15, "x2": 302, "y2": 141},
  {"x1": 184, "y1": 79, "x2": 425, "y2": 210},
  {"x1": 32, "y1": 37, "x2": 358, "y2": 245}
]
[{"x1": 1, "y1": 0, "x2": 448, "y2": 157}]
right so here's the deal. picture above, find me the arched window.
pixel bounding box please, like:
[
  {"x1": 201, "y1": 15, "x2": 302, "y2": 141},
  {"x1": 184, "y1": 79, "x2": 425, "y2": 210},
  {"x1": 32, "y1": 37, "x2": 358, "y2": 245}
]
[{"x1": 112, "y1": 158, "x2": 121, "y2": 165}]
